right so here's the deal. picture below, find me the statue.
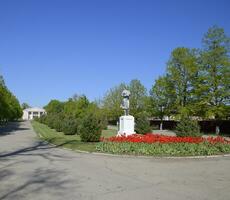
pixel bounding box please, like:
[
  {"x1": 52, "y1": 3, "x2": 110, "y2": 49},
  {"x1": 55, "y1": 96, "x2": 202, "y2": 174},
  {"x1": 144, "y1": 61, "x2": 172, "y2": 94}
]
[
  {"x1": 120, "y1": 90, "x2": 130, "y2": 116},
  {"x1": 117, "y1": 90, "x2": 135, "y2": 136}
]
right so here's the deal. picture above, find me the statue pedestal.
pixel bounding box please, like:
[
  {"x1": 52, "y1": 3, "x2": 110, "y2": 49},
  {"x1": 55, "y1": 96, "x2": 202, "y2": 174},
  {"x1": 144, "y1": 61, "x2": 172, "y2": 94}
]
[{"x1": 117, "y1": 115, "x2": 135, "y2": 136}]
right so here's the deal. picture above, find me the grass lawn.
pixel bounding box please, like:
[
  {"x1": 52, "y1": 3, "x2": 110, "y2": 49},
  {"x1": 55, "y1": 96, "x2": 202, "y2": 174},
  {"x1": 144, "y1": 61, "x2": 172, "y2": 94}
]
[{"x1": 31, "y1": 121, "x2": 117, "y2": 152}]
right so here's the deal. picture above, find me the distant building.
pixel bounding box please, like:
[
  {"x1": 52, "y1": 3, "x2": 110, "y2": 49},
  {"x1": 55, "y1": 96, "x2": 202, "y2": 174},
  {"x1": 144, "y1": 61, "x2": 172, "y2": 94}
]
[{"x1": 22, "y1": 107, "x2": 46, "y2": 120}]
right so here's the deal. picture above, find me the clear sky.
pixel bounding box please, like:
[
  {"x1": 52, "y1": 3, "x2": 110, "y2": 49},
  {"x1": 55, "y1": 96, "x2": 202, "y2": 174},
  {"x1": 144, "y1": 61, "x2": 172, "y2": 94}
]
[{"x1": 0, "y1": 0, "x2": 230, "y2": 107}]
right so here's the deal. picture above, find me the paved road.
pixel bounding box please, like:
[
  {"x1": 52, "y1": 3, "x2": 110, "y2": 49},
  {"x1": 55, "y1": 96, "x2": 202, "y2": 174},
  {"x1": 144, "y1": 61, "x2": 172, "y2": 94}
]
[{"x1": 0, "y1": 121, "x2": 230, "y2": 200}]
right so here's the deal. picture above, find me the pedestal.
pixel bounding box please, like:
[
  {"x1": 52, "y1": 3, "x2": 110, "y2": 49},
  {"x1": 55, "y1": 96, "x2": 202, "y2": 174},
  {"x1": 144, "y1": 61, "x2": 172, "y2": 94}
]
[{"x1": 117, "y1": 115, "x2": 135, "y2": 136}]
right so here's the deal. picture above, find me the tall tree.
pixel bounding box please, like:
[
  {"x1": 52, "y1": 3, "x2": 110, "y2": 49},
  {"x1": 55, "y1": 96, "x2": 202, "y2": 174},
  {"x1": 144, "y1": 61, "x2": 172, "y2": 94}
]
[
  {"x1": 167, "y1": 47, "x2": 199, "y2": 117},
  {"x1": 0, "y1": 74, "x2": 22, "y2": 122},
  {"x1": 200, "y1": 26, "x2": 230, "y2": 121}
]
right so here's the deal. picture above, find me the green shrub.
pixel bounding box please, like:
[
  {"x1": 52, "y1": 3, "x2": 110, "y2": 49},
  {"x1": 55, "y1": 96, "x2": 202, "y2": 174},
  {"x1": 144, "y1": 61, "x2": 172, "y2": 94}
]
[
  {"x1": 46, "y1": 114, "x2": 56, "y2": 129},
  {"x1": 61, "y1": 116, "x2": 78, "y2": 135},
  {"x1": 176, "y1": 117, "x2": 201, "y2": 137},
  {"x1": 39, "y1": 115, "x2": 47, "y2": 124},
  {"x1": 135, "y1": 112, "x2": 152, "y2": 134},
  {"x1": 79, "y1": 113, "x2": 102, "y2": 142},
  {"x1": 52, "y1": 113, "x2": 64, "y2": 132}
]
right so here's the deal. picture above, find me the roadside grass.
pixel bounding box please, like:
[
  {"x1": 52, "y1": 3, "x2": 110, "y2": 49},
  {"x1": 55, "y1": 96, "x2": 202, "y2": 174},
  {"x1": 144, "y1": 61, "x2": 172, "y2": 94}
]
[{"x1": 31, "y1": 121, "x2": 117, "y2": 152}]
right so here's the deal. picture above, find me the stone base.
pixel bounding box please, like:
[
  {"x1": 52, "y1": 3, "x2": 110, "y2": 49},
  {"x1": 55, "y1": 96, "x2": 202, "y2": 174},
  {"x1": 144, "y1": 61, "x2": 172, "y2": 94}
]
[{"x1": 117, "y1": 115, "x2": 135, "y2": 136}]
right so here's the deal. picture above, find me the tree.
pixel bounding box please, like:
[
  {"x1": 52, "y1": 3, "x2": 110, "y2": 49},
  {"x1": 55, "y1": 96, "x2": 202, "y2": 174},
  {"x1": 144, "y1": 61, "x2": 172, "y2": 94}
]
[
  {"x1": 128, "y1": 79, "x2": 148, "y2": 117},
  {"x1": 103, "y1": 83, "x2": 127, "y2": 121},
  {"x1": 0, "y1": 75, "x2": 5, "y2": 86},
  {"x1": 200, "y1": 26, "x2": 230, "y2": 120},
  {"x1": 63, "y1": 95, "x2": 90, "y2": 118},
  {"x1": 44, "y1": 100, "x2": 64, "y2": 114},
  {"x1": 150, "y1": 75, "x2": 175, "y2": 129},
  {"x1": 199, "y1": 26, "x2": 230, "y2": 134},
  {"x1": 0, "y1": 74, "x2": 22, "y2": 122},
  {"x1": 103, "y1": 79, "x2": 148, "y2": 121},
  {"x1": 166, "y1": 47, "x2": 199, "y2": 118},
  {"x1": 21, "y1": 103, "x2": 30, "y2": 110}
]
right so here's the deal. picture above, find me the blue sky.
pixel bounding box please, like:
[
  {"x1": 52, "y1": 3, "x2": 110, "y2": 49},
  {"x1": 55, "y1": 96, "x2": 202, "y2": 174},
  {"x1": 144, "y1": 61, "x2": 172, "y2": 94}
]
[{"x1": 0, "y1": 0, "x2": 230, "y2": 107}]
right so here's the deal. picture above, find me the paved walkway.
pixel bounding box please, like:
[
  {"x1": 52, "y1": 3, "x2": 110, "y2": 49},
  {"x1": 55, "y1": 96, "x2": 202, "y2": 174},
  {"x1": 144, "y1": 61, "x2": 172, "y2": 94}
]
[{"x1": 0, "y1": 121, "x2": 230, "y2": 200}]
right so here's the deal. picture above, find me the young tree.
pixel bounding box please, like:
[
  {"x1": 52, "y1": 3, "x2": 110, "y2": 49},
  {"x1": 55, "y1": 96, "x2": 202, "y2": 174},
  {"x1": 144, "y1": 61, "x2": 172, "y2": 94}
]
[
  {"x1": 128, "y1": 79, "x2": 148, "y2": 117},
  {"x1": 150, "y1": 75, "x2": 175, "y2": 129},
  {"x1": 103, "y1": 83, "x2": 127, "y2": 121}
]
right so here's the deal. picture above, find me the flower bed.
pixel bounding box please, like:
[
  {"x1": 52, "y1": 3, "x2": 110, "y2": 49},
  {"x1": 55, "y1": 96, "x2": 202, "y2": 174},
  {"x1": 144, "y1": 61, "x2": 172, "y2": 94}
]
[
  {"x1": 101, "y1": 133, "x2": 230, "y2": 144},
  {"x1": 96, "y1": 134, "x2": 230, "y2": 156}
]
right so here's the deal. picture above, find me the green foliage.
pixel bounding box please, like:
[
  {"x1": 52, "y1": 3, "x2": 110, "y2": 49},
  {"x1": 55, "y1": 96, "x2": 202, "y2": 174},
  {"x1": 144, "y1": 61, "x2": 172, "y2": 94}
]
[
  {"x1": 61, "y1": 116, "x2": 78, "y2": 135},
  {"x1": 176, "y1": 117, "x2": 201, "y2": 137},
  {"x1": 96, "y1": 141, "x2": 230, "y2": 156},
  {"x1": 64, "y1": 95, "x2": 90, "y2": 118},
  {"x1": 103, "y1": 79, "x2": 148, "y2": 121},
  {"x1": 0, "y1": 74, "x2": 22, "y2": 122},
  {"x1": 135, "y1": 112, "x2": 152, "y2": 134},
  {"x1": 128, "y1": 79, "x2": 148, "y2": 117},
  {"x1": 40, "y1": 94, "x2": 106, "y2": 138},
  {"x1": 199, "y1": 26, "x2": 230, "y2": 119},
  {"x1": 150, "y1": 26, "x2": 230, "y2": 121},
  {"x1": 21, "y1": 103, "x2": 30, "y2": 110},
  {"x1": 79, "y1": 113, "x2": 102, "y2": 142},
  {"x1": 167, "y1": 47, "x2": 199, "y2": 116},
  {"x1": 85, "y1": 103, "x2": 108, "y2": 129},
  {"x1": 44, "y1": 100, "x2": 64, "y2": 114},
  {"x1": 35, "y1": 114, "x2": 47, "y2": 124},
  {"x1": 150, "y1": 75, "x2": 175, "y2": 119},
  {"x1": 103, "y1": 83, "x2": 127, "y2": 121}
]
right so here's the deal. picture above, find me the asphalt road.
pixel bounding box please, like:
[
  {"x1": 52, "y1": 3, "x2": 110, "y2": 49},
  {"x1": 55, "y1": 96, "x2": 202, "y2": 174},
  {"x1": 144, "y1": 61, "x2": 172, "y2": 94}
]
[{"x1": 0, "y1": 121, "x2": 230, "y2": 200}]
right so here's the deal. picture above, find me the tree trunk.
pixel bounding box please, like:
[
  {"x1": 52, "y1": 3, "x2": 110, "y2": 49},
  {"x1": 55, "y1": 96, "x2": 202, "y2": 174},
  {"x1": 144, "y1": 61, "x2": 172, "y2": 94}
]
[
  {"x1": 160, "y1": 120, "x2": 163, "y2": 130},
  {"x1": 215, "y1": 125, "x2": 220, "y2": 135}
]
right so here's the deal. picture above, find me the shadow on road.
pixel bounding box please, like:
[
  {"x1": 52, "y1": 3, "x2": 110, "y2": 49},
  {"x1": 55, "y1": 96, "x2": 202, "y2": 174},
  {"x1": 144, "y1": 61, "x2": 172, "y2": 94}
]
[
  {"x1": 0, "y1": 139, "x2": 77, "y2": 159},
  {"x1": 0, "y1": 121, "x2": 79, "y2": 199},
  {"x1": 0, "y1": 168, "x2": 72, "y2": 200},
  {"x1": 0, "y1": 122, "x2": 30, "y2": 137}
]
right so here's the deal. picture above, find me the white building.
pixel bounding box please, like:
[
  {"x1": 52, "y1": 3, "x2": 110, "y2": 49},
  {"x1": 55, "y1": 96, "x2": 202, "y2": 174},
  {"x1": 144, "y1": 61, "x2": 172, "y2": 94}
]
[{"x1": 22, "y1": 107, "x2": 46, "y2": 120}]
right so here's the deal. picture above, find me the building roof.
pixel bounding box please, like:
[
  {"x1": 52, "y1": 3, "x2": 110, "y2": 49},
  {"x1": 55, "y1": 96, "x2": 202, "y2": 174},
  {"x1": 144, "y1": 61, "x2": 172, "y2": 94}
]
[{"x1": 23, "y1": 107, "x2": 46, "y2": 112}]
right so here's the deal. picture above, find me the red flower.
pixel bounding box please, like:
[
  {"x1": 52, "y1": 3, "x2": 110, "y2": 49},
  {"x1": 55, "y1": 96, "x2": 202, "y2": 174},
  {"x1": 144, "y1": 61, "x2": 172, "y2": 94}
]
[{"x1": 101, "y1": 134, "x2": 230, "y2": 144}]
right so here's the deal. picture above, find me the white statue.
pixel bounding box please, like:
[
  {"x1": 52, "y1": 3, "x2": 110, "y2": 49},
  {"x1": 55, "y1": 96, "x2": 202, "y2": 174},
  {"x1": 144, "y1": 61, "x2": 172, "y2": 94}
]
[
  {"x1": 120, "y1": 90, "x2": 130, "y2": 116},
  {"x1": 117, "y1": 90, "x2": 135, "y2": 136}
]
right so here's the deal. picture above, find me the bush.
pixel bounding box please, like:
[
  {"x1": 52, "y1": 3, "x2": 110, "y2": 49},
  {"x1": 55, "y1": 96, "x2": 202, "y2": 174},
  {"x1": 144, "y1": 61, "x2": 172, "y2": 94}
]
[
  {"x1": 52, "y1": 114, "x2": 64, "y2": 132},
  {"x1": 176, "y1": 117, "x2": 201, "y2": 137},
  {"x1": 45, "y1": 114, "x2": 56, "y2": 129},
  {"x1": 135, "y1": 112, "x2": 152, "y2": 134},
  {"x1": 61, "y1": 116, "x2": 78, "y2": 135},
  {"x1": 39, "y1": 115, "x2": 47, "y2": 124},
  {"x1": 79, "y1": 113, "x2": 102, "y2": 142}
]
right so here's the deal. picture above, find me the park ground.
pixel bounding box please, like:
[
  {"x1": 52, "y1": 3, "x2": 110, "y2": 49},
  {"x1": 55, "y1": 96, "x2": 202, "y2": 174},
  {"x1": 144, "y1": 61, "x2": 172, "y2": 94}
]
[{"x1": 0, "y1": 121, "x2": 230, "y2": 200}]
